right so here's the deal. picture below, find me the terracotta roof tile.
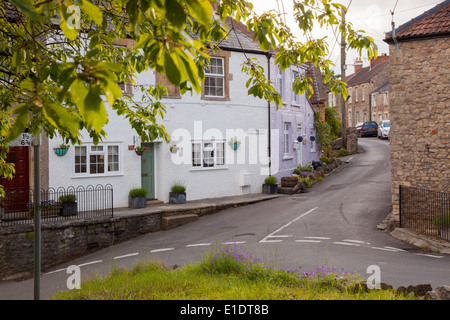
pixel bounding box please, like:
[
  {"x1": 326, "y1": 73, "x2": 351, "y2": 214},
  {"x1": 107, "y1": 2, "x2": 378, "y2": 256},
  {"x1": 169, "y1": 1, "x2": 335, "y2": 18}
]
[{"x1": 386, "y1": 0, "x2": 450, "y2": 42}]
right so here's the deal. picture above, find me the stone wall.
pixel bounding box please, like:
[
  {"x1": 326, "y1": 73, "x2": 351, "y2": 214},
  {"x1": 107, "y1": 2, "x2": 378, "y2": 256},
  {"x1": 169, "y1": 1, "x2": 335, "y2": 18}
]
[
  {"x1": 389, "y1": 36, "x2": 449, "y2": 216},
  {"x1": 0, "y1": 213, "x2": 162, "y2": 280}
]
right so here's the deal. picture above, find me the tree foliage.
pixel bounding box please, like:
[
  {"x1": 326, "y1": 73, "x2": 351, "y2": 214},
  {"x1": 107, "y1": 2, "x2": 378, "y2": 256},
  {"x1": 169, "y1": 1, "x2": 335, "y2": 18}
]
[{"x1": 0, "y1": 0, "x2": 377, "y2": 196}]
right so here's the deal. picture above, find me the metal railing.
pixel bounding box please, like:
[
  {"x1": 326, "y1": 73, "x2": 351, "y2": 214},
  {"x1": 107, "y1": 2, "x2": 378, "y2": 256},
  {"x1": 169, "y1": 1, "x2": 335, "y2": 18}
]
[
  {"x1": 0, "y1": 184, "x2": 113, "y2": 226},
  {"x1": 399, "y1": 185, "x2": 450, "y2": 241}
]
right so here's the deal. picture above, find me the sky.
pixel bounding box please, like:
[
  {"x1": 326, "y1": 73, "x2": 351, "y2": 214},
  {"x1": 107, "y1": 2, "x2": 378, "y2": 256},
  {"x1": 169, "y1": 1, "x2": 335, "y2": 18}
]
[{"x1": 250, "y1": 0, "x2": 443, "y2": 74}]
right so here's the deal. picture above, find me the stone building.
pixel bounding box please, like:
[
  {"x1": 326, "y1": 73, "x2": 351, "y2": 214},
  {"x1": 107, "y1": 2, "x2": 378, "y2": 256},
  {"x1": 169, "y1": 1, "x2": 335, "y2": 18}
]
[
  {"x1": 345, "y1": 54, "x2": 390, "y2": 127},
  {"x1": 371, "y1": 81, "x2": 390, "y2": 123},
  {"x1": 384, "y1": 0, "x2": 450, "y2": 216}
]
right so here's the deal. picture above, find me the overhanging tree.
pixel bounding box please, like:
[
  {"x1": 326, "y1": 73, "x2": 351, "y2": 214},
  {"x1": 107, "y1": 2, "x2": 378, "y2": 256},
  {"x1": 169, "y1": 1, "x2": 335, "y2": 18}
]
[{"x1": 0, "y1": 0, "x2": 377, "y2": 196}]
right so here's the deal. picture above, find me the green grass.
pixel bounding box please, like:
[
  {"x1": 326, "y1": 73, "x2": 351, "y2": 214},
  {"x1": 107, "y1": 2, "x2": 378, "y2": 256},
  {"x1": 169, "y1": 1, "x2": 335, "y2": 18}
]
[{"x1": 51, "y1": 245, "x2": 416, "y2": 300}]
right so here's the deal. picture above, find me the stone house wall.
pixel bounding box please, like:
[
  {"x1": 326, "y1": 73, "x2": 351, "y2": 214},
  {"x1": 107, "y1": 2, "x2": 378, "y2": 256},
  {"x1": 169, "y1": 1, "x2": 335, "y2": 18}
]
[{"x1": 389, "y1": 36, "x2": 449, "y2": 216}]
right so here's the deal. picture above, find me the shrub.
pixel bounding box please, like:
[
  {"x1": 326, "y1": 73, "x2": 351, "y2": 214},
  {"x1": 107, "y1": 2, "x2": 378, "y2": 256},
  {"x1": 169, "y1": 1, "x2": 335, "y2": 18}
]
[
  {"x1": 170, "y1": 181, "x2": 186, "y2": 194},
  {"x1": 338, "y1": 148, "x2": 350, "y2": 157},
  {"x1": 264, "y1": 176, "x2": 278, "y2": 185},
  {"x1": 297, "y1": 162, "x2": 313, "y2": 172},
  {"x1": 300, "y1": 177, "x2": 313, "y2": 188},
  {"x1": 58, "y1": 194, "x2": 77, "y2": 203},
  {"x1": 432, "y1": 212, "x2": 450, "y2": 228},
  {"x1": 320, "y1": 156, "x2": 334, "y2": 165},
  {"x1": 129, "y1": 188, "x2": 147, "y2": 198}
]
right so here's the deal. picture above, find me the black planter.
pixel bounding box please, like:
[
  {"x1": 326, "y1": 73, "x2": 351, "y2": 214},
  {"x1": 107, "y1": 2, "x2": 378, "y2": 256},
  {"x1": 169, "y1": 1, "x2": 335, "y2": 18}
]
[
  {"x1": 60, "y1": 202, "x2": 77, "y2": 216},
  {"x1": 262, "y1": 184, "x2": 278, "y2": 194},
  {"x1": 128, "y1": 196, "x2": 147, "y2": 208},
  {"x1": 169, "y1": 192, "x2": 186, "y2": 204}
]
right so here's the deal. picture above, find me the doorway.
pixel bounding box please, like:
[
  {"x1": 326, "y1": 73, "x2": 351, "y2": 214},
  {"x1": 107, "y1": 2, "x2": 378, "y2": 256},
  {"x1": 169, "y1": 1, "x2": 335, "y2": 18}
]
[{"x1": 141, "y1": 143, "x2": 155, "y2": 199}]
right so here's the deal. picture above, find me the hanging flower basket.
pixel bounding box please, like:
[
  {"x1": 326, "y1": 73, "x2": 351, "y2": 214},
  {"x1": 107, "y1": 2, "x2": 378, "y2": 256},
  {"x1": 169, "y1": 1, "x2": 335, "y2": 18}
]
[
  {"x1": 54, "y1": 144, "x2": 69, "y2": 156},
  {"x1": 228, "y1": 138, "x2": 241, "y2": 150},
  {"x1": 133, "y1": 145, "x2": 146, "y2": 156},
  {"x1": 170, "y1": 145, "x2": 180, "y2": 153}
]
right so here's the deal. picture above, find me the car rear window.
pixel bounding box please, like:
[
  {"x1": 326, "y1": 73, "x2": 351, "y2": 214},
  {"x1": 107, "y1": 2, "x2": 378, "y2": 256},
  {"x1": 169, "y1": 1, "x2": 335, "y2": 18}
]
[{"x1": 363, "y1": 122, "x2": 377, "y2": 127}]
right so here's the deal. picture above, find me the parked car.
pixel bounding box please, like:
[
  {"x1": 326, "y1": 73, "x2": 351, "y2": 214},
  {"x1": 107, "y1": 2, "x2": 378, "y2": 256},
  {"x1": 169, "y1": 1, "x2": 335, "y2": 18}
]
[
  {"x1": 377, "y1": 120, "x2": 390, "y2": 139},
  {"x1": 355, "y1": 122, "x2": 364, "y2": 135},
  {"x1": 360, "y1": 121, "x2": 378, "y2": 137}
]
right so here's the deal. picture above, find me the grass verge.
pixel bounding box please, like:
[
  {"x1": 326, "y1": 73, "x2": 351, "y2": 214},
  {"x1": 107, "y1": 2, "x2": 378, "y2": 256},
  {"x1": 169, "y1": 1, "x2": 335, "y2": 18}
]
[{"x1": 51, "y1": 244, "x2": 417, "y2": 300}]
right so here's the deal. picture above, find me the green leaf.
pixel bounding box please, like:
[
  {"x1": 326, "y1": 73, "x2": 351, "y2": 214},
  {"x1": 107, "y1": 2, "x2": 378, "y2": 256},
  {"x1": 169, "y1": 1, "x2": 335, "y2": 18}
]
[
  {"x1": 6, "y1": 104, "x2": 29, "y2": 142},
  {"x1": 165, "y1": 0, "x2": 186, "y2": 28},
  {"x1": 43, "y1": 102, "x2": 81, "y2": 138},
  {"x1": 163, "y1": 51, "x2": 181, "y2": 85},
  {"x1": 80, "y1": 0, "x2": 103, "y2": 25},
  {"x1": 186, "y1": 0, "x2": 212, "y2": 26},
  {"x1": 83, "y1": 86, "x2": 109, "y2": 134}
]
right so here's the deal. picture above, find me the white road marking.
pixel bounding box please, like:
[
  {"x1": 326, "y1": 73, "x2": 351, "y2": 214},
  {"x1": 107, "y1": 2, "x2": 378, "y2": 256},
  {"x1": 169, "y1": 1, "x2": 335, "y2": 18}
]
[
  {"x1": 113, "y1": 252, "x2": 139, "y2": 260},
  {"x1": 186, "y1": 243, "x2": 211, "y2": 247},
  {"x1": 78, "y1": 260, "x2": 103, "y2": 267},
  {"x1": 333, "y1": 242, "x2": 360, "y2": 246},
  {"x1": 150, "y1": 248, "x2": 174, "y2": 253},
  {"x1": 304, "y1": 236, "x2": 331, "y2": 240},
  {"x1": 259, "y1": 207, "x2": 319, "y2": 243},
  {"x1": 223, "y1": 241, "x2": 246, "y2": 245},
  {"x1": 342, "y1": 239, "x2": 370, "y2": 245},
  {"x1": 413, "y1": 253, "x2": 444, "y2": 259},
  {"x1": 371, "y1": 247, "x2": 400, "y2": 252},
  {"x1": 44, "y1": 268, "x2": 66, "y2": 275},
  {"x1": 295, "y1": 240, "x2": 322, "y2": 243},
  {"x1": 383, "y1": 246, "x2": 407, "y2": 252}
]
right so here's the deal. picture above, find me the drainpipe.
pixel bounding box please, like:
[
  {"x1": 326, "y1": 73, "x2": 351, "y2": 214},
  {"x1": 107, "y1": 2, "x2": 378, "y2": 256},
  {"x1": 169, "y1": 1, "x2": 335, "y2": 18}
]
[{"x1": 266, "y1": 51, "x2": 272, "y2": 176}]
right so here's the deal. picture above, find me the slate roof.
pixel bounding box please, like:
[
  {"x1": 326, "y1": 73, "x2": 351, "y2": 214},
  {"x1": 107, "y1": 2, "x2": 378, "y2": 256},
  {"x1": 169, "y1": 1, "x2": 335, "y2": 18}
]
[
  {"x1": 385, "y1": 0, "x2": 450, "y2": 43},
  {"x1": 346, "y1": 60, "x2": 389, "y2": 87},
  {"x1": 304, "y1": 62, "x2": 326, "y2": 106},
  {"x1": 372, "y1": 81, "x2": 389, "y2": 94}
]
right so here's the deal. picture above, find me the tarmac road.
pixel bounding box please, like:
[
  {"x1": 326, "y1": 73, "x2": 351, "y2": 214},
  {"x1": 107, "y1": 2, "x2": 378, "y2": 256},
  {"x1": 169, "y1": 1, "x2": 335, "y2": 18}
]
[{"x1": 1, "y1": 137, "x2": 449, "y2": 300}]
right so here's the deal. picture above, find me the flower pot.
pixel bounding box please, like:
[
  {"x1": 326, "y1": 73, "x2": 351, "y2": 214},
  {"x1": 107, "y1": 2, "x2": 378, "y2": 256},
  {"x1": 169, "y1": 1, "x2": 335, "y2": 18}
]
[
  {"x1": 54, "y1": 147, "x2": 69, "y2": 156},
  {"x1": 281, "y1": 176, "x2": 299, "y2": 187},
  {"x1": 128, "y1": 196, "x2": 147, "y2": 208},
  {"x1": 135, "y1": 150, "x2": 144, "y2": 156},
  {"x1": 231, "y1": 143, "x2": 239, "y2": 150},
  {"x1": 60, "y1": 202, "x2": 78, "y2": 216},
  {"x1": 169, "y1": 192, "x2": 186, "y2": 204},
  {"x1": 262, "y1": 184, "x2": 278, "y2": 194}
]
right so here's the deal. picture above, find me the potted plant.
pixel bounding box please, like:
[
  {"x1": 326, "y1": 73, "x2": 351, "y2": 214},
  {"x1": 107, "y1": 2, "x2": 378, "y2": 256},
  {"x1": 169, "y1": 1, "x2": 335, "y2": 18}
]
[
  {"x1": 133, "y1": 145, "x2": 146, "y2": 156},
  {"x1": 128, "y1": 188, "x2": 147, "y2": 208},
  {"x1": 54, "y1": 143, "x2": 70, "y2": 156},
  {"x1": 262, "y1": 176, "x2": 278, "y2": 194},
  {"x1": 432, "y1": 212, "x2": 450, "y2": 239},
  {"x1": 169, "y1": 181, "x2": 186, "y2": 204},
  {"x1": 228, "y1": 138, "x2": 241, "y2": 150},
  {"x1": 59, "y1": 194, "x2": 78, "y2": 216}
]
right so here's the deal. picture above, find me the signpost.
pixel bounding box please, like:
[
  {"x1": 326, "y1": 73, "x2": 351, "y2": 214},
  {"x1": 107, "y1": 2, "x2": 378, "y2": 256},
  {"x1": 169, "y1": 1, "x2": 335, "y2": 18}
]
[{"x1": 32, "y1": 134, "x2": 41, "y2": 300}]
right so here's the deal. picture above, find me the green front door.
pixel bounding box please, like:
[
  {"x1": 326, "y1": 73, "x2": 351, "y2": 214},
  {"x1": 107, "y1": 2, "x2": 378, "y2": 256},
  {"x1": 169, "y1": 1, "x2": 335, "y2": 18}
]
[{"x1": 141, "y1": 143, "x2": 155, "y2": 199}]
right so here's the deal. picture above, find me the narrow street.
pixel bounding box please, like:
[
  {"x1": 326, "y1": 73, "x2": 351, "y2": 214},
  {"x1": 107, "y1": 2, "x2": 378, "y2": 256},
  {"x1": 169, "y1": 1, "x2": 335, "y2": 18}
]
[{"x1": 0, "y1": 137, "x2": 448, "y2": 299}]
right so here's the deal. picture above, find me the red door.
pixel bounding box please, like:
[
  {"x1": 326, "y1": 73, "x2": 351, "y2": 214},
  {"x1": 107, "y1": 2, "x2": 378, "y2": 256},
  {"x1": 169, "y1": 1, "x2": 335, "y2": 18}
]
[{"x1": 0, "y1": 147, "x2": 30, "y2": 212}]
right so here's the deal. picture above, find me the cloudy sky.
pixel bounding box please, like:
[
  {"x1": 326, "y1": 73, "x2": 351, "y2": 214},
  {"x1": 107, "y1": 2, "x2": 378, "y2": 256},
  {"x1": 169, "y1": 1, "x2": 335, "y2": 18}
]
[{"x1": 250, "y1": 0, "x2": 442, "y2": 74}]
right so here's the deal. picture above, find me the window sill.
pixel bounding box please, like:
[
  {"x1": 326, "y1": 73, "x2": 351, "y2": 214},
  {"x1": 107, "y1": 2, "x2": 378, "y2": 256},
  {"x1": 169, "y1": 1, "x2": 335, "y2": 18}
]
[
  {"x1": 282, "y1": 156, "x2": 294, "y2": 161},
  {"x1": 71, "y1": 173, "x2": 124, "y2": 179},
  {"x1": 189, "y1": 166, "x2": 229, "y2": 172}
]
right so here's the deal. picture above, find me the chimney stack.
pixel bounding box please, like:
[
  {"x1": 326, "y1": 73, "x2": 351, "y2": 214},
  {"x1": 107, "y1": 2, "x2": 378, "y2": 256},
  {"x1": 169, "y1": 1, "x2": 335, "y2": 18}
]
[
  {"x1": 354, "y1": 58, "x2": 363, "y2": 73},
  {"x1": 370, "y1": 53, "x2": 389, "y2": 69}
]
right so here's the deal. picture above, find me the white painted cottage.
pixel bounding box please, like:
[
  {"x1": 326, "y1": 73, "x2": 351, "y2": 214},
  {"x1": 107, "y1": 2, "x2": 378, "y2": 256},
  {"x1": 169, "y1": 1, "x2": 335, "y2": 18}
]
[{"x1": 47, "y1": 21, "x2": 271, "y2": 207}]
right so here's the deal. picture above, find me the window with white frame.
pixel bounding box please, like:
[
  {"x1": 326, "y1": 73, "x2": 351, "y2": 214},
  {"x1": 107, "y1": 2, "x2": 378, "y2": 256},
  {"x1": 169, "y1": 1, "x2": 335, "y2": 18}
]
[
  {"x1": 362, "y1": 85, "x2": 365, "y2": 101},
  {"x1": 204, "y1": 57, "x2": 225, "y2": 97},
  {"x1": 372, "y1": 94, "x2": 377, "y2": 107},
  {"x1": 277, "y1": 66, "x2": 284, "y2": 100},
  {"x1": 283, "y1": 123, "x2": 291, "y2": 156},
  {"x1": 384, "y1": 92, "x2": 388, "y2": 105},
  {"x1": 292, "y1": 71, "x2": 299, "y2": 104},
  {"x1": 348, "y1": 88, "x2": 352, "y2": 103},
  {"x1": 355, "y1": 86, "x2": 359, "y2": 102},
  {"x1": 356, "y1": 111, "x2": 360, "y2": 124},
  {"x1": 192, "y1": 141, "x2": 225, "y2": 168},
  {"x1": 74, "y1": 144, "x2": 120, "y2": 175}
]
